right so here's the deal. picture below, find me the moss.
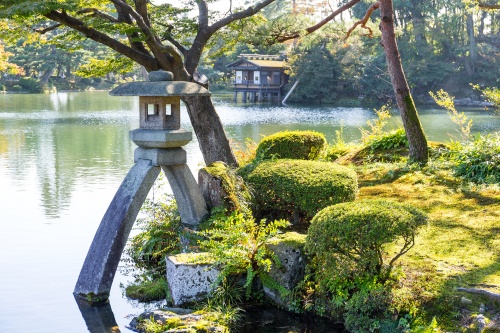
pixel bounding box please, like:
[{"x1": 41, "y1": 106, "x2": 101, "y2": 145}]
[
  {"x1": 267, "y1": 231, "x2": 307, "y2": 248},
  {"x1": 201, "y1": 161, "x2": 251, "y2": 212},
  {"x1": 79, "y1": 292, "x2": 109, "y2": 305},
  {"x1": 255, "y1": 130, "x2": 327, "y2": 161},
  {"x1": 170, "y1": 252, "x2": 215, "y2": 265},
  {"x1": 125, "y1": 278, "x2": 168, "y2": 302}
]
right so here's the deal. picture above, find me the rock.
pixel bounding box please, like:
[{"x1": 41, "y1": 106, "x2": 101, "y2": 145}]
[
  {"x1": 479, "y1": 303, "x2": 486, "y2": 313},
  {"x1": 198, "y1": 167, "x2": 227, "y2": 210},
  {"x1": 476, "y1": 314, "x2": 486, "y2": 332},
  {"x1": 461, "y1": 296, "x2": 473, "y2": 305},
  {"x1": 263, "y1": 232, "x2": 307, "y2": 308},
  {"x1": 149, "y1": 70, "x2": 174, "y2": 82},
  {"x1": 129, "y1": 308, "x2": 226, "y2": 333},
  {"x1": 166, "y1": 252, "x2": 219, "y2": 306}
]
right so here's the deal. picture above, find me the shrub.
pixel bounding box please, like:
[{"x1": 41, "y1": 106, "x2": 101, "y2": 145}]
[
  {"x1": 198, "y1": 208, "x2": 289, "y2": 298},
  {"x1": 240, "y1": 159, "x2": 358, "y2": 221},
  {"x1": 125, "y1": 197, "x2": 181, "y2": 278},
  {"x1": 305, "y1": 199, "x2": 427, "y2": 294},
  {"x1": 367, "y1": 128, "x2": 408, "y2": 151},
  {"x1": 11, "y1": 85, "x2": 22, "y2": 92},
  {"x1": 79, "y1": 77, "x2": 92, "y2": 85},
  {"x1": 18, "y1": 77, "x2": 43, "y2": 93},
  {"x1": 255, "y1": 130, "x2": 327, "y2": 161},
  {"x1": 453, "y1": 133, "x2": 500, "y2": 184}
]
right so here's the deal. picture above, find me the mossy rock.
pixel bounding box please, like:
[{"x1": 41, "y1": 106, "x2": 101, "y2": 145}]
[
  {"x1": 199, "y1": 161, "x2": 251, "y2": 212},
  {"x1": 256, "y1": 130, "x2": 327, "y2": 161},
  {"x1": 240, "y1": 159, "x2": 358, "y2": 221}
]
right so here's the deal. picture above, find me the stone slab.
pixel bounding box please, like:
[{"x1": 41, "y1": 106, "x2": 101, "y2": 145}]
[
  {"x1": 130, "y1": 129, "x2": 192, "y2": 148},
  {"x1": 134, "y1": 147, "x2": 186, "y2": 166},
  {"x1": 166, "y1": 253, "x2": 219, "y2": 306},
  {"x1": 109, "y1": 81, "x2": 211, "y2": 97}
]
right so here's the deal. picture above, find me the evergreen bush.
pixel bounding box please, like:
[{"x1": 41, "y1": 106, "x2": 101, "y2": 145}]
[
  {"x1": 255, "y1": 130, "x2": 327, "y2": 161},
  {"x1": 240, "y1": 159, "x2": 358, "y2": 220},
  {"x1": 18, "y1": 77, "x2": 43, "y2": 93},
  {"x1": 305, "y1": 199, "x2": 427, "y2": 294}
]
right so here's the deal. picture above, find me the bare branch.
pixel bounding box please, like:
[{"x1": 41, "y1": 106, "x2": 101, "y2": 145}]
[
  {"x1": 276, "y1": 0, "x2": 361, "y2": 43},
  {"x1": 77, "y1": 8, "x2": 119, "y2": 22},
  {"x1": 209, "y1": 0, "x2": 277, "y2": 33},
  {"x1": 33, "y1": 24, "x2": 62, "y2": 34},
  {"x1": 345, "y1": 1, "x2": 379, "y2": 39}
]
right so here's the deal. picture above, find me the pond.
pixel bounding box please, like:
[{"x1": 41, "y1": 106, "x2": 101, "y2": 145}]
[{"x1": 0, "y1": 91, "x2": 498, "y2": 333}]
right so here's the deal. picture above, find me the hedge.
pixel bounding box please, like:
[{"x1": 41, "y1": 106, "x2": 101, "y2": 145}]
[
  {"x1": 255, "y1": 130, "x2": 327, "y2": 161},
  {"x1": 240, "y1": 159, "x2": 358, "y2": 220}
]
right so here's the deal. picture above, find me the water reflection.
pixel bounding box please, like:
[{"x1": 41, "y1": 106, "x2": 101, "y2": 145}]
[{"x1": 75, "y1": 296, "x2": 121, "y2": 333}]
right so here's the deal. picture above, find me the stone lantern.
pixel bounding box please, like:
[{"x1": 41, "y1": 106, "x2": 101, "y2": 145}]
[{"x1": 74, "y1": 71, "x2": 209, "y2": 303}]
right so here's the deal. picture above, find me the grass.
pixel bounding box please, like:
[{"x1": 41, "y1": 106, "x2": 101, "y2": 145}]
[{"x1": 352, "y1": 160, "x2": 500, "y2": 329}]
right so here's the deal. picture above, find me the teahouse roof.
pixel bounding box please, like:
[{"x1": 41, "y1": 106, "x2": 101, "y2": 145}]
[{"x1": 226, "y1": 55, "x2": 288, "y2": 71}]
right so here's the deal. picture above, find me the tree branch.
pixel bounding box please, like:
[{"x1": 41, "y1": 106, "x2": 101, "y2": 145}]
[
  {"x1": 134, "y1": 0, "x2": 152, "y2": 27},
  {"x1": 33, "y1": 24, "x2": 62, "y2": 34},
  {"x1": 209, "y1": 0, "x2": 277, "y2": 33},
  {"x1": 77, "y1": 8, "x2": 119, "y2": 23},
  {"x1": 345, "y1": 1, "x2": 379, "y2": 39},
  {"x1": 197, "y1": 0, "x2": 209, "y2": 29},
  {"x1": 276, "y1": 0, "x2": 361, "y2": 43},
  {"x1": 479, "y1": 3, "x2": 500, "y2": 9},
  {"x1": 110, "y1": 0, "x2": 185, "y2": 73},
  {"x1": 43, "y1": 10, "x2": 158, "y2": 71}
]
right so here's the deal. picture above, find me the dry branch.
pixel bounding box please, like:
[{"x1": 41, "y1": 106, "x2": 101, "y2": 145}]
[{"x1": 346, "y1": 1, "x2": 380, "y2": 39}]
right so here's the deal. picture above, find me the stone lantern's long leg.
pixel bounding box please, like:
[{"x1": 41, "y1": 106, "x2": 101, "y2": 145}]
[{"x1": 74, "y1": 159, "x2": 160, "y2": 301}]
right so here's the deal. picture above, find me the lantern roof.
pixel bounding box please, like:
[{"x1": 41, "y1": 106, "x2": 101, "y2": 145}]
[{"x1": 109, "y1": 70, "x2": 211, "y2": 97}]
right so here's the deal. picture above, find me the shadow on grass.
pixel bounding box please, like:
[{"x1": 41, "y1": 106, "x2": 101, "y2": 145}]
[{"x1": 418, "y1": 256, "x2": 500, "y2": 329}]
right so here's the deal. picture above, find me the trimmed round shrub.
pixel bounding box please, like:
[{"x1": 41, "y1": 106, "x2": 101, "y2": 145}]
[
  {"x1": 305, "y1": 199, "x2": 427, "y2": 292},
  {"x1": 241, "y1": 159, "x2": 358, "y2": 220},
  {"x1": 256, "y1": 130, "x2": 327, "y2": 160}
]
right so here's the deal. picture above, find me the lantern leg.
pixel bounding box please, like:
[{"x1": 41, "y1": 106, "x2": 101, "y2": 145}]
[
  {"x1": 74, "y1": 159, "x2": 160, "y2": 302},
  {"x1": 161, "y1": 164, "x2": 208, "y2": 227}
]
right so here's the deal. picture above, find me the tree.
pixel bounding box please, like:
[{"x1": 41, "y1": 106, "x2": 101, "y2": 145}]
[
  {"x1": 0, "y1": 43, "x2": 23, "y2": 75},
  {"x1": 288, "y1": 42, "x2": 342, "y2": 104},
  {"x1": 1, "y1": 0, "x2": 432, "y2": 164}
]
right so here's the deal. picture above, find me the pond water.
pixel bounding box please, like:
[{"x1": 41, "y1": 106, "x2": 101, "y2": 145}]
[{"x1": 0, "y1": 91, "x2": 498, "y2": 333}]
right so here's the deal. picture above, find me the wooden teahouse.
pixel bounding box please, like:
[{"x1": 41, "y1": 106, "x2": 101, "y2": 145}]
[{"x1": 227, "y1": 54, "x2": 289, "y2": 102}]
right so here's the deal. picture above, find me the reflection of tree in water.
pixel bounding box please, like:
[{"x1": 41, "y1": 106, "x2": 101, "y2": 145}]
[
  {"x1": 36, "y1": 121, "x2": 134, "y2": 218},
  {"x1": 0, "y1": 93, "x2": 136, "y2": 219}
]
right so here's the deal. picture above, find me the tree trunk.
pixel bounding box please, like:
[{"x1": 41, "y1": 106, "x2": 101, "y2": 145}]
[
  {"x1": 379, "y1": 0, "x2": 428, "y2": 164},
  {"x1": 466, "y1": 14, "x2": 477, "y2": 75},
  {"x1": 182, "y1": 95, "x2": 238, "y2": 167},
  {"x1": 409, "y1": 0, "x2": 428, "y2": 51}
]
